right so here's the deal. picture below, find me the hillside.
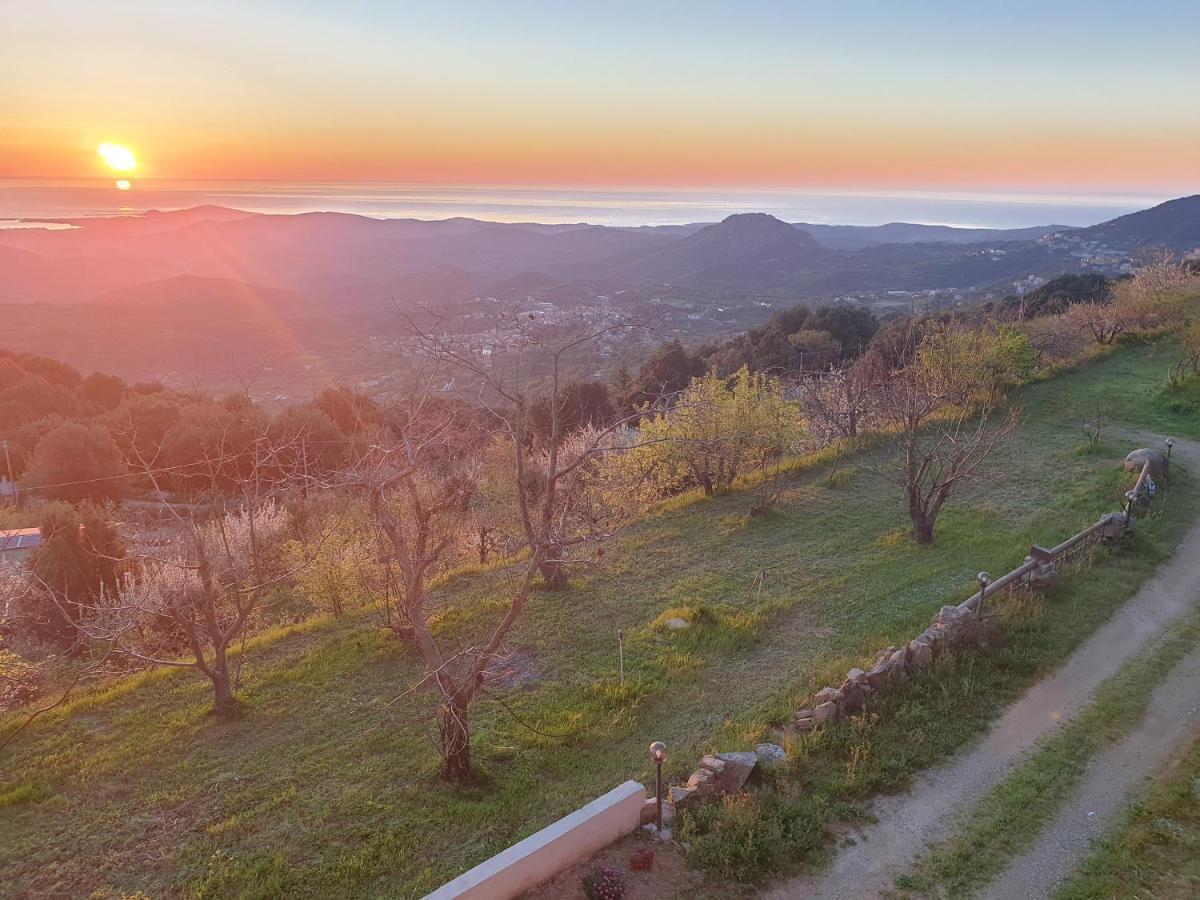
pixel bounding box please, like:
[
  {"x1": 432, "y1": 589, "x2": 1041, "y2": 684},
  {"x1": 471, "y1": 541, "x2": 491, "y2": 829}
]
[
  {"x1": 1, "y1": 344, "x2": 1196, "y2": 898},
  {"x1": 1066, "y1": 194, "x2": 1200, "y2": 250},
  {"x1": 794, "y1": 221, "x2": 1070, "y2": 250},
  {"x1": 0, "y1": 277, "x2": 346, "y2": 386}
]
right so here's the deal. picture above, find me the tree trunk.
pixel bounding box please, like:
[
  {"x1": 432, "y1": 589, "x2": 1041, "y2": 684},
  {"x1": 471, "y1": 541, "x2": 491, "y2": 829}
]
[
  {"x1": 908, "y1": 489, "x2": 937, "y2": 545},
  {"x1": 210, "y1": 664, "x2": 240, "y2": 718},
  {"x1": 440, "y1": 696, "x2": 471, "y2": 782},
  {"x1": 538, "y1": 553, "x2": 568, "y2": 589},
  {"x1": 911, "y1": 511, "x2": 936, "y2": 545}
]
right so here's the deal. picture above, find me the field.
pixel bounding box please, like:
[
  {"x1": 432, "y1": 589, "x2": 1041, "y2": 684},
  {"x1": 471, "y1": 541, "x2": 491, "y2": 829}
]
[{"x1": 1, "y1": 340, "x2": 1198, "y2": 898}]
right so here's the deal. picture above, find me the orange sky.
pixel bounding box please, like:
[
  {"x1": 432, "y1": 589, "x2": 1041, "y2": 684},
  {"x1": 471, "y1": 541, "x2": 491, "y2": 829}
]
[{"x1": 5, "y1": 2, "x2": 1199, "y2": 192}]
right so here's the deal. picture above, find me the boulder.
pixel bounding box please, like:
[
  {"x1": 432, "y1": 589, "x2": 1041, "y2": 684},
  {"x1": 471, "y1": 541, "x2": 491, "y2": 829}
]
[
  {"x1": 888, "y1": 649, "x2": 908, "y2": 675},
  {"x1": 846, "y1": 667, "x2": 866, "y2": 683},
  {"x1": 1125, "y1": 448, "x2": 1168, "y2": 480},
  {"x1": 664, "y1": 617, "x2": 690, "y2": 631},
  {"x1": 755, "y1": 742, "x2": 787, "y2": 766},
  {"x1": 866, "y1": 662, "x2": 890, "y2": 692},
  {"x1": 669, "y1": 785, "x2": 698, "y2": 809},
  {"x1": 908, "y1": 639, "x2": 933, "y2": 669},
  {"x1": 813, "y1": 700, "x2": 840, "y2": 725},
  {"x1": 793, "y1": 716, "x2": 816, "y2": 733},
  {"x1": 698, "y1": 755, "x2": 727, "y2": 776},
  {"x1": 933, "y1": 605, "x2": 965, "y2": 629},
  {"x1": 840, "y1": 681, "x2": 866, "y2": 715},
  {"x1": 715, "y1": 750, "x2": 758, "y2": 794},
  {"x1": 813, "y1": 686, "x2": 842, "y2": 706},
  {"x1": 686, "y1": 766, "x2": 719, "y2": 797}
]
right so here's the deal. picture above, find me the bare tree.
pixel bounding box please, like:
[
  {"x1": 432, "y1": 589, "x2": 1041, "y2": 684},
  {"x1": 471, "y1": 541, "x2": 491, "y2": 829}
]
[
  {"x1": 80, "y1": 499, "x2": 298, "y2": 717},
  {"x1": 374, "y1": 310, "x2": 656, "y2": 780},
  {"x1": 876, "y1": 329, "x2": 1019, "y2": 545},
  {"x1": 800, "y1": 352, "x2": 885, "y2": 442},
  {"x1": 66, "y1": 400, "x2": 339, "y2": 718}
]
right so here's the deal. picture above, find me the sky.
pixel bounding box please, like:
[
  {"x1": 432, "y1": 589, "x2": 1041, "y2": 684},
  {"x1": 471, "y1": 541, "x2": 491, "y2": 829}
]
[{"x1": 3, "y1": 0, "x2": 1200, "y2": 193}]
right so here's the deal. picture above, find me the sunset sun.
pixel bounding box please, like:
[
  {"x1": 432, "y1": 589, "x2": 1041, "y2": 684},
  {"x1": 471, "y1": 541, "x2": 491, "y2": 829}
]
[{"x1": 97, "y1": 142, "x2": 136, "y2": 172}]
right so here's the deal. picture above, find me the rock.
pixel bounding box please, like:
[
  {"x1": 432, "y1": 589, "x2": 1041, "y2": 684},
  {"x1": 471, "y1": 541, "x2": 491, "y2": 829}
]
[
  {"x1": 1125, "y1": 448, "x2": 1168, "y2": 479},
  {"x1": 640, "y1": 797, "x2": 658, "y2": 825},
  {"x1": 840, "y1": 682, "x2": 866, "y2": 715},
  {"x1": 866, "y1": 662, "x2": 890, "y2": 691},
  {"x1": 888, "y1": 649, "x2": 907, "y2": 674},
  {"x1": 793, "y1": 717, "x2": 816, "y2": 733},
  {"x1": 813, "y1": 686, "x2": 842, "y2": 706},
  {"x1": 846, "y1": 667, "x2": 866, "y2": 683},
  {"x1": 933, "y1": 605, "x2": 964, "y2": 628},
  {"x1": 640, "y1": 797, "x2": 674, "y2": 826},
  {"x1": 669, "y1": 785, "x2": 698, "y2": 809},
  {"x1": 813, "y1": 700, "x2": 840, "y2": 724},
  {"x1": 715, "y1": 751, "x2": 758, "y2": 793},
  {"x1": 794, "y1": 707, "x2": 814, "y2": 719},
  {"x1": 698, "y1": 754, "x2": 727, "y2": 775},
  {"x1": 686, "y1": 766, "x2": 719, "y2": 796},
  {"x1": 908, "y1": 639, "x2": 933, "y2": 669},
  {"x1": 755, "y1": 742, "x2": 787, "y2": 765},
  {"x1": 664, "y1": 617, "x2": 690, "y2": 631}
]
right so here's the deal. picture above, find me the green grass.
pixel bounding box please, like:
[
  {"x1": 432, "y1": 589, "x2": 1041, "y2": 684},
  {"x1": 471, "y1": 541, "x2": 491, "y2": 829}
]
[
  {"x1": 676, "y1": 478, "x2": 1194, "y2": 885},
  {"x1": 1, "y1": 342, "x2": 1197, "y2": 898},
  {"x1": 1054, "y1": 735, "x2": 1200, "y2": 899},
  {"x1": 1026, "y1": 337, "x2": 1200, "y2": 440},
  {"x1": 894, "y1": 607, "x2": 1200, "y2": 897}
]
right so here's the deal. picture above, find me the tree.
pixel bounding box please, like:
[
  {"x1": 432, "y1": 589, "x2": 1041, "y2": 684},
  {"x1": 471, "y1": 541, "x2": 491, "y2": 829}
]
[
  {"x1": 879, "y1": 333, "x2": 1019, "y2": 544},
  {"x1": 23, "y1": 502, "x2": 124, "y2": 644},
  {"x1": 79, "y1": 372, "x2": 127, "y2": 410},
  {"x1": 809, "y1": 305, "x2": 879, "y2": 354},
  {"x1": 380, "y1": 311, "x2": 656, "y2": 780},
  {"x1": 23, "y1": 422, "x2": 127, "y2": 504},
  {"x1": 630, "y1": 367, "x2": 806, "y2": 497},
  {"x1": 89, "y1": 501, "x2": 294, "y2": 716},
  {"x1": 917, "y1": 322, "x2": 1037, "y2": 404},
  {"x1": 529, "y1": 380, "x2": 616, "y2": 446},
  {"x1": 801, "y1": 351, "x2": 885, "y2": 441},
  {"x1": 787, "y1": 329, "x2": 842, "y2": 369},
  {"x1": 313, "y1": 386, "x2": 380, "y2": 434},
  {"x1": 634, "y1": 339, "x2": 708, "y2": 403}
]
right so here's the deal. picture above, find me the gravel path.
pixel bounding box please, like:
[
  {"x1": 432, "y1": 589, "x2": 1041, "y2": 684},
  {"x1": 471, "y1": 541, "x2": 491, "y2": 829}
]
[
  {"x1": 981, "y1": 645, "x2": 1200, "y2": 899},
  {"x1": 764, "y1": 435, "x2": 1200, "y2": 900}
]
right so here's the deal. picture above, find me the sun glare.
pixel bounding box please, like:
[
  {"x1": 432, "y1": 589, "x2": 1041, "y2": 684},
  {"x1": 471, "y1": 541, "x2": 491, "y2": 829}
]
[
  {"x1": 97, "y1": 142, "x2": 136, "y2": 172},
  {"x1": 115, "y1": 179, "x2": 131, "y2": 191}
]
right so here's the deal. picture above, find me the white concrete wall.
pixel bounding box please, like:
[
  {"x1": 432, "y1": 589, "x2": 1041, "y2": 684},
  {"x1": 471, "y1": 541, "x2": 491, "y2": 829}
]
[{"x1": 423, "y1": 780, "x2": 646, "y2": 900}]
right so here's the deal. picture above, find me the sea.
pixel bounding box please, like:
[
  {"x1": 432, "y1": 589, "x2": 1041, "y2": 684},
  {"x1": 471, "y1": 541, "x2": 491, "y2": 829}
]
[{"x1": 0, "y1": 179, "x2": 1172, "y2": 230}]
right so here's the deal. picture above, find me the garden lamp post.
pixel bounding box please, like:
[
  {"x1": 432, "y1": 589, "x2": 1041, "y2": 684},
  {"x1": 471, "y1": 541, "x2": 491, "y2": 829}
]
[
  {"x1": 649, "y1": 741, "x2": 667, "y2": 832},
  {"x1": 1165, "y1": 438, "x2": 1175, "y2": 476},
  {"x1": 1124, "y1": 489, "x2": 1137, "y2": 522},
  {"x1": 976, "y1": 571, "x2": 991, "y2": 617}
]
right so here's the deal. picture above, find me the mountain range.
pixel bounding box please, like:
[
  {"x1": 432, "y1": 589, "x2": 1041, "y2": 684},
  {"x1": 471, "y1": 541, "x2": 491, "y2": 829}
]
[{"x1": 0, "y1": 193, "x2": 1197, "y2": 388}]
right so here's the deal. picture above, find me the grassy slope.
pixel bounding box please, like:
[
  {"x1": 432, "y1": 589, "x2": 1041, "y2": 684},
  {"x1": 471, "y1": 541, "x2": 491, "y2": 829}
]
[{"x1": 0, "y1": 341, "x2": 1196, "y2": 898}]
